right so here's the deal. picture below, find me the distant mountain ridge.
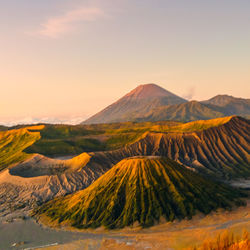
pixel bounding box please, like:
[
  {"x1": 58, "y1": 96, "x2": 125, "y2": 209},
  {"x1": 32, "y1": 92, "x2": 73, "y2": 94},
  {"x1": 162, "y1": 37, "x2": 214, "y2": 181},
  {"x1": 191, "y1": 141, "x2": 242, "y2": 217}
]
[
  {"x1": 136, "y1": 101, "x2": 225, "y2": 122},
  {"x1": 203, "y1": 94, "x2": 250, "y2": 106},
  {"x1": 83, "y1": 84, "x2": 187, "y2": 124},
  {"x1": 202, "y1": 95, "x2": 250, "y2": 117},
  {"x1": 82, "y1": 84, "x2": 250, "y2": 124}
]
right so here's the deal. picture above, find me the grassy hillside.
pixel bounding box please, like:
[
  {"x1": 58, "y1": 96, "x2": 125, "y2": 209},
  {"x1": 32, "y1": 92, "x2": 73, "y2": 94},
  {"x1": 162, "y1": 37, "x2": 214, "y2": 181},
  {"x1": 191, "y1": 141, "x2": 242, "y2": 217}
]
[
  {"x1": 167, "y1": 116, "x2": 233, "y2": 132},
  {"x1": 1, "y1": 116, "x2": 248, "y2": 180},
  {"x1": 24, "y1": 121, "x2": 180, "y2": 156},
  {"x1": 113, "y1": 116, "x2": 250, "y2": 179},
  {"x1": 25, "y1": 117, "x2": 238, "y2": 157},
  {"x1": 33, "y1": 157, "x2": 246, "y2": 229},
  {"x1": 0, "y1": 125, "x2": 43, "y2": 171}
]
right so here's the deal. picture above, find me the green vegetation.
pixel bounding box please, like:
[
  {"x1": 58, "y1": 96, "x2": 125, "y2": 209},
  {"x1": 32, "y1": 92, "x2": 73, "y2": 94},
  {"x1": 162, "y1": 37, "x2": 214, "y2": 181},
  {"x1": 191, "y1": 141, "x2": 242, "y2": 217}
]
[
  {"x1": 25, "y1": 137, "x2": 105, "y2": 156},
  {"x1": 0, "y1": 125, "x2": 43, "y2": 171},
  {"x1": 0, "y1": 116, "x2": 237, "y2": 172},
  {"x1": 24, "y1": 121, "x2": 180, "y2": 156},
  {"x1": 25, "y1": 117, "x2": 234, "y2": 157},
  {"x1": 34, "y1": 157, "x2": 246, "y2": 229},
  {"x1": 166, "y1": 116, "x2": 233, "y2": 132}
]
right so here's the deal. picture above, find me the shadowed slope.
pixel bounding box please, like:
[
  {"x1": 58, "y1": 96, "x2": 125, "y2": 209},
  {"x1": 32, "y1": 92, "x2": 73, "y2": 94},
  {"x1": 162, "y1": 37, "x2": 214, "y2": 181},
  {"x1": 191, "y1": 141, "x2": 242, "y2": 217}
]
[
  {"x1": 114, "y1": 116, "x2": 250, "y2": 178},
  {"x1": 83, "y1": 116, "x2": 250, "y2": 179},
  {"x1": 83, "y1": 84, "x2": 186, "y2": 124},
  {"x1": 203, "y1": 94, "x2": 250, "y2": 107},
  {"x1": 141, "y1": 95, "x2": 250, "y2": 123},
  {"x1": 34, "y1": 157, "x2": 246, "y2": 229},
  {"x1": 136, "y1": 101, "x2": 225, "y2": 122},
  {"x1": 203, "y1": 95, "x2": 250, "y2": 118}
]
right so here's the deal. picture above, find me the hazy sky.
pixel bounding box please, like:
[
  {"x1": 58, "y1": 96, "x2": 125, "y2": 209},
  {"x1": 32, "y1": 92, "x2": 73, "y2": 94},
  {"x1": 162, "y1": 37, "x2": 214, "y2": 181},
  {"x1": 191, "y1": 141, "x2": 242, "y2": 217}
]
[{"x1": 0, "y1": 0, "x2": 249, "y2": 124}]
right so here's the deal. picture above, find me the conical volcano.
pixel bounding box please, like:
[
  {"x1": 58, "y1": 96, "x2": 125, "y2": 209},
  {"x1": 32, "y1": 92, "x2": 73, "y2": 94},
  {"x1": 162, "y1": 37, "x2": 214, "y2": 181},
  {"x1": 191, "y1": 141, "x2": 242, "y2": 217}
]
[
  {"x1": 34, "y1": 157, "x2": 245, "y2": 229},
  {"x1": 83, "y1": 84, "x2": 186, "y2": 124},
  {"x1": 123, "y1": 83, "x2": 182, "y2": 99}
]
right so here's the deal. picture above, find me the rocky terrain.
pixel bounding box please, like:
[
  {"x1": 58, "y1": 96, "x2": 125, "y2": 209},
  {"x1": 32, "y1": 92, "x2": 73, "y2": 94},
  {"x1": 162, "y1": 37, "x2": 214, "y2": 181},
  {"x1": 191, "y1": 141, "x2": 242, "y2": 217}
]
[{"x1": 0, "y1": 116, "x2": 249, "y2": 219}]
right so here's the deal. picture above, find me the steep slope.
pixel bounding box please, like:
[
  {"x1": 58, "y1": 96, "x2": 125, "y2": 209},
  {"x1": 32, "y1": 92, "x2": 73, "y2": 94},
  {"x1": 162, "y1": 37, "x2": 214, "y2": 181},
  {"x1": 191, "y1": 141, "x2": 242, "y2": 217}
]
[
  {"x1": 34, "y1": 157, "x2": 245, "y2": 229},
  {"x1": 203, "y1": 95, "x2": 250, "y2": 117},
  {"x1": 136, "y1": 101, "x2": 225, "y2": 122},
  {"x1": 83, "y1": 84, "x2": 186, "y2": 124},
  {"x1": 0, "y1": 116, "x2": 249, "y2": 216},
  {"x1": 112, "y1": 116, "x2": 250, "y2": 178},
  {"x1": 0, "y1": 152, "x2": 108, "y2": 216},
  {"x1": 0, "y1": 125, "x2": 44, "y2": 171},
  {"x1": 79, "y1": 116, "x2": 249, "y2": 179},
  {"x1": 83, "y1": 86, "x2": 249, "y2": 124}
]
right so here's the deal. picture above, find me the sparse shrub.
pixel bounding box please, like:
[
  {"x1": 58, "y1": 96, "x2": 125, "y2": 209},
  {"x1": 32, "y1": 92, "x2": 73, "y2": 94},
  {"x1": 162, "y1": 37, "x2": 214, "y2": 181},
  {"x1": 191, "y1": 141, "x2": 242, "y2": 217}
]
[{"x1": 191, "y1": 230, "x2": 250, "y2": 250}]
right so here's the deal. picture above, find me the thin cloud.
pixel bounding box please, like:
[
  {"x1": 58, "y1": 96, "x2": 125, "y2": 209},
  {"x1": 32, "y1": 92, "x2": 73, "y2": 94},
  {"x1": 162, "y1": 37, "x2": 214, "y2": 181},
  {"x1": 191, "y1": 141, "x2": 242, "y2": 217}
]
[
  {"x1": 37, "y1": 7, "x2": 106, "y2": 38},
  {"x1": 182, "y1": 86, "x2": 196, "y2": 100}
]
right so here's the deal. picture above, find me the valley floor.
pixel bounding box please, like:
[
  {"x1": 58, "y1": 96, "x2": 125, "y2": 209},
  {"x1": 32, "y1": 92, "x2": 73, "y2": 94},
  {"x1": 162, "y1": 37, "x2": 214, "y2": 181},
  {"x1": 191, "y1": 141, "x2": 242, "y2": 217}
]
[
  {"x1": 30, "y1": 199, "x2": 250, "y2": 250},
  {"x1": 1, "y1": 186, "x2": 249, "y2": 250},
  {"x1": 0, "y1": 217, "x2": 129, "y2": 250}
]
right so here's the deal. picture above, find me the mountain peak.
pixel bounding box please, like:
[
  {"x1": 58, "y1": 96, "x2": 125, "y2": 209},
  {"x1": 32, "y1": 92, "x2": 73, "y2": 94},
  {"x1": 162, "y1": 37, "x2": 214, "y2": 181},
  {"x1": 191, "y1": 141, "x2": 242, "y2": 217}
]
[
  {"x1": 203, "y1": 94, "x2": 250, "y2": 107},
  {"x1": 83, "y1": 83, "x2": 186, "y2": 124},
  {"x1": 124, "y1": 83, "x2": 179, "y2": 99}
]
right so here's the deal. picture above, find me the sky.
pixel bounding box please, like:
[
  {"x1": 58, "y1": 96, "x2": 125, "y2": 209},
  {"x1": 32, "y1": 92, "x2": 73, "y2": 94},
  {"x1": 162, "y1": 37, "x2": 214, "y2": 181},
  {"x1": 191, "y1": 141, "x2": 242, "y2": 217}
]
[{"x1": 0, "y1": 0, "x2": 249, "y2": 125}]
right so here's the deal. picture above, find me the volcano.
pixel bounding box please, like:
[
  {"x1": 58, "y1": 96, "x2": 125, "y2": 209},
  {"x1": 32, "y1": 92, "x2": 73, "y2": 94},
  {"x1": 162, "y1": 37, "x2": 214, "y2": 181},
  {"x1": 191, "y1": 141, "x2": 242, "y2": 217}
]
[
  {"x1": 83, "y1": 84, "x2": 187, "y2": 124},
  {"x1": 34, "y1": 157, "x2": 245, "y2": 229}
]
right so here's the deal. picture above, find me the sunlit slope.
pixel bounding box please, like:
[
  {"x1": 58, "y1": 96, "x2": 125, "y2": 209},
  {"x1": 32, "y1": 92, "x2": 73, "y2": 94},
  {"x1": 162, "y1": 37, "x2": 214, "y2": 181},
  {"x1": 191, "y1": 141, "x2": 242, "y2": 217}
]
[
  {"x1": 0, "y1": 151, "x2": 114, "y2": 215},
  {"x1": 5, "y1": 116, "x2": 249, "y2": 179},
  {"x1": 9, "y1": 152, "x2": 92, "y2": 177},
  {"x1": 34, "y1": 157, "x2": 245, "y2": 229},
  {"x1": 25, "y1": 116, "x2": 237, "y2": 157},
  {"x1": 24, "y1": 120, "x2": 181, "y2": 156},
  {"x1": 165, "y1": 115, "x2": 233, "y2": 132},
  {"x1": 25, "y1": 116, "x2": 250, "y2": 179},
  {"x1": 116, "y1": 116, "x2": 250, "y2": 178},
  {"x1": 0, "y1": 152, "x2": 101, "y2": 214},
  {"x1": 0, "y1": 125, "x2": 44, "y2": 171}
]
